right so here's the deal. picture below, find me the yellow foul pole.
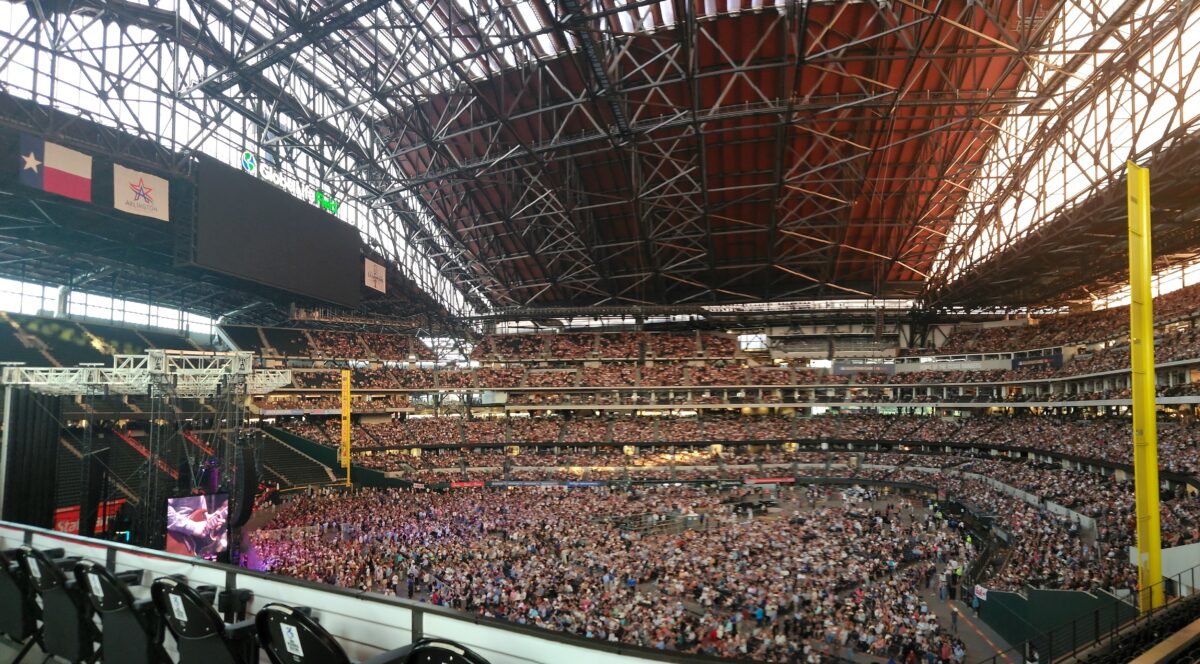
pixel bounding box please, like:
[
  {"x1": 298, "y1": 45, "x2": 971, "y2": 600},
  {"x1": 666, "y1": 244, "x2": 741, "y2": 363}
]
[
  {"x1": 1127, "y1": 161, "x2": 1163, "y2": 612},
  {"x1": 341, "y1": 369, "x2": 352, "y2": 487}
]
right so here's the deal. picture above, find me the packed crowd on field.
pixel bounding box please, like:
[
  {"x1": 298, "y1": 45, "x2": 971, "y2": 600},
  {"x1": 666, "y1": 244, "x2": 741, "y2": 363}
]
[
  {"x1": 251, "y1": 450, "x2": 1190, "y2": 660},
  {"x1": 252, "y1": 484, "x2": 973, "y2": 662},
  {"x1": 277, "y1": 411, "x2": 1200, "y2": 550}
]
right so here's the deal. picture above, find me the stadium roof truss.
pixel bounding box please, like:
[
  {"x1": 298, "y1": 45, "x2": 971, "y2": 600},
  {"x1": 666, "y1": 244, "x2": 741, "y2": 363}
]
[{"x1": 0, "y1": 0, "x2": 1198, "y2": 315}]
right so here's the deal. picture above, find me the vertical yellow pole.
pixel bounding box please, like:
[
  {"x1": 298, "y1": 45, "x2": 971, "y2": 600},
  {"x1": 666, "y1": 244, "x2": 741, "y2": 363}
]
[
  {"x1": 1128, "y1": 161, "x2": 1163, "y2": 612},
  {"x1": 341, "y1": 369, "x2": 352, "y2": 487}
]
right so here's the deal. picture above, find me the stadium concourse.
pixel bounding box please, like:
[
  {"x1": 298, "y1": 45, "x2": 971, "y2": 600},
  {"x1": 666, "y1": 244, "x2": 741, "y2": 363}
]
[{"x1": 6, "y1": 0, "x2": 1200, "y2": 662}]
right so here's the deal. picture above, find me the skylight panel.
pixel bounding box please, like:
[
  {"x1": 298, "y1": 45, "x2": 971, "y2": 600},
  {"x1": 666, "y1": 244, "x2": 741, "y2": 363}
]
[{"x1": 933, "y1": 0, "x2": 1200, "y2": 287}]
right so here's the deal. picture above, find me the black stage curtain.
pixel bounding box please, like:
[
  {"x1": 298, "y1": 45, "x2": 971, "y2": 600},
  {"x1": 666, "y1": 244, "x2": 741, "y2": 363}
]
[{"x1": 2, "y1": 389, "x2": 61, "y2": 528}]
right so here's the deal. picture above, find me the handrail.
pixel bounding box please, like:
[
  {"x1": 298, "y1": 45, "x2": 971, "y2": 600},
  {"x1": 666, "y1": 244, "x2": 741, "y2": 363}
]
[
  {"x1": 970, "y1": 561, "x2": 1200, "y2": 664},
  {"x1": 1129, "y1": 615, "x2": 1200, "y2": 663}
]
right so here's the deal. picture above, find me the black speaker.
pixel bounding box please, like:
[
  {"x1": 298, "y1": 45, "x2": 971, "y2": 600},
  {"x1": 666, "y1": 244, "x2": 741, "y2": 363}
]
[
  {"x1": 175, "y1": 445, "x2": 193, "y2": 495},
  {"x1": 228, "y1": 445, "x2": 257, "y2": 529},
  {"x1": 78, "y1": 445, "x2": 109, "y2": 538}
]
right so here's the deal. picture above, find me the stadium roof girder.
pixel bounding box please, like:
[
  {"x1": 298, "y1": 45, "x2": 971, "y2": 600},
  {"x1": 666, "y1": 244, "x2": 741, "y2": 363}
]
[
  {"x1": 0, "y1": 0, "x2": 483, "y2": 318},
  {"x1": 925, "y1": 0, "x2": 1200, "y2": 303},
  {"x1": 2, "y1": 0, "x2": 1197, "y2": 317},
  {"x1": 377, "y1": 0, "x2": 1082, "y2": 308}
]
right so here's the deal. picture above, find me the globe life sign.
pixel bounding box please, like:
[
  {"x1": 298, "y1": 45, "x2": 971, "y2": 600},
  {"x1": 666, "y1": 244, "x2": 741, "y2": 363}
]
[{"x1": 240, "y1": 150, "x2": 341, "y2": 218}]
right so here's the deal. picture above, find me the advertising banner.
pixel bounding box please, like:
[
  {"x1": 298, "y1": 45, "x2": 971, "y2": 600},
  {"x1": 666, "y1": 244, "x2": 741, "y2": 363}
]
[{"x1": 54, "y1": 499, "x2": 126, "y2": 534}]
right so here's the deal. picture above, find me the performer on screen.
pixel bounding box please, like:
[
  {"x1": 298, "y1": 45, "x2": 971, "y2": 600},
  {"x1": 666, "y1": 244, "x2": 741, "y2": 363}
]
[{"x1": 166, "y1": 494, "x2": 229, "y2": 558}]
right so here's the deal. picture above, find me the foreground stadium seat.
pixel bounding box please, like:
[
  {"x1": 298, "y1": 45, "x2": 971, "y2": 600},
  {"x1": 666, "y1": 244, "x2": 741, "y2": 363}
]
[
  {"x1": 386, "y1": 638, "x2": 493, "y2": 664},
  {"x1": 0, "y1": 547, "x2": 54, "y2": 663},
  {"x1": 256, "y1": 603, "x2": 490, "y2": 664},
  {"x1": 150, "y1": 577, "x2": 256, "y2": 664},
  {"x1": 16, "y1": 545, "x2": 99, "y2": 663},
  {"x1": 74, "y1": 560, "x2": 169, "y2": 664}
]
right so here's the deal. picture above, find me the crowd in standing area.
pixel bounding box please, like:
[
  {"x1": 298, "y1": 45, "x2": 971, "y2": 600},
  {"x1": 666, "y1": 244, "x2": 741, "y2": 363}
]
[{"x1": 253, "y1": 485, "x2": 973, "y2": 662}]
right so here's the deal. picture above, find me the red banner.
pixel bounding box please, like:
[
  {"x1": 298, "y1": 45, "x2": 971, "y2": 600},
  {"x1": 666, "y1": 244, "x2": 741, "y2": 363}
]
[
  {"x1": 450, "y1": 481, "x2": 484, "y2": 488},
  {"x1": 54, "y1": 500, "x2": 126, "y2": 535}
]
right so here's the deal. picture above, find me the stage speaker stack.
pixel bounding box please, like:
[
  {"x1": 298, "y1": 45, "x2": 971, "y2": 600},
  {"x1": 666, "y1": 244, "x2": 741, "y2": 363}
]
[
  {"x1": 228, "y1": 444, "x2": 258, "y2": 529},
  {"x1": 78, "y1": 445, "x2": 109, "y2": 538}
]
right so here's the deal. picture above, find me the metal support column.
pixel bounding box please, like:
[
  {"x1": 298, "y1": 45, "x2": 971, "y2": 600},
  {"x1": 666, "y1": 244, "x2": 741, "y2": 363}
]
[{"x1": 1127, "y1": 160, "x2": 1163, "y2": 612}]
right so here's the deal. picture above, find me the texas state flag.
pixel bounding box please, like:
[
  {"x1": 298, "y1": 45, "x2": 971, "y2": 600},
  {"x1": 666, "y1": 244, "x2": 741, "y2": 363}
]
[{"x1": 18, "y1": 134, "x2": 92, "y2": 202}]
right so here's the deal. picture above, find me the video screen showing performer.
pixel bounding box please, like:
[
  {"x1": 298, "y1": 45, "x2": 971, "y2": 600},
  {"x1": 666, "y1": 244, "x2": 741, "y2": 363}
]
[{"x1": 165, "y1": 493, "x2": 229, "y2": 560}]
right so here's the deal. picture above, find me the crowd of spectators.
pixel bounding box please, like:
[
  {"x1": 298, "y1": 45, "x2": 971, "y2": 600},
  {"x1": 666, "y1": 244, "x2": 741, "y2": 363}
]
[
  {"x1": 403, "y1": 418, "x2": 463, "y2": 446},
  {"x1": 580, "y1": 365, "x2": 636, "y2": 387},
  {"x1": 691, "y1": 365, "x2": 747, "y2": 385},
  {"x1": 281, "y1": 329, "x2": 1200, "y2": 398},
  {"x1": 254, "y1": 403, "x2": 1200, "y2": 660},
  {"x1": 279, "y1": 411, "x2": 1200, "y2": 471},
  {"x1": 252, "y1": 485, "x2": 971, "y2": 662},
  {"x1": 649, "y1": 334, "x2": 699, "y2": 358},
  {"x1": 308, "y1": 330, "x2": 365, "y2": 358},
  {"x1": 702, "y1": 334, "x2": 737, "y2": 356},
  {"x1": 551, "y1": 334, "x2": 596, "y2": 359},
  {"x1": 471, "y1": 334, "x2": 544, "y2": 361},
  {"x1": 285, "y1": 330, "x2": 435, "y2": 361},
  {"x1": 933, "y1": 283, "x2": 1200, "y2": 355},
  {"x1": 362, "y1": 333, "x2": 436, "y2": 361},
  {"x1": 467, "y1": 332, "x2": 734, "y2": 362},
  {"x1": 277, "y1": 410, "x2": 1200, "y2": 534},
  {"x1": 598, "y1": 333, "x2": 641, "y2": 358},
  {"x1": 509, "y1": 417, "x2": 563, "y2": 443},
  {"x1": 360, "y1": 421, "x2": 410, "y2": 447},
  {"x1": 475, "y1": 367, "x2": 525, "y2": 388},
  {"x1": 259, "y1": 395, "x2": 409, "y2": 413},
  {"x1": 639, "y1": 365, "x2": 685, "y2": 386},
  {"x1": 527, "y1": 369, "x2": 576, "y2": 387},
  {"x1": 463, "y1": 418, "x2": 506, "y2": 445}
]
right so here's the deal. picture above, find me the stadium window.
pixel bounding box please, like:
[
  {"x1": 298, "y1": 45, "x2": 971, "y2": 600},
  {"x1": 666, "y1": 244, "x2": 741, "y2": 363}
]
[
  {"x1": 0, "y1": 276, "x2": 213, "y2": 338},
  {"x1": 0, "y1": 279, "x2": 52, "y2": 315},
  {"x1": 1092, "y1": 255, "x2": 1200, "y2": 310},
  {"x1": 123, "y1": 301, "x2": 150, "y2": 327}
]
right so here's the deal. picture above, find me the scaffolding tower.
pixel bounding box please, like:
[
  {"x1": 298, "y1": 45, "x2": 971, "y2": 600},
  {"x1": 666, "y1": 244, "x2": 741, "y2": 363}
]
[{"x1": 1, "y1": 350, "x2": 291, "y2": 549}]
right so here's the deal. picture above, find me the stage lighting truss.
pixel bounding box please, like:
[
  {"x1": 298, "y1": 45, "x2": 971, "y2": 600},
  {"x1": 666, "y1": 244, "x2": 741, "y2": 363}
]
[{"x1": 0, "y1": 350, "x2": 292, "y2": 398}]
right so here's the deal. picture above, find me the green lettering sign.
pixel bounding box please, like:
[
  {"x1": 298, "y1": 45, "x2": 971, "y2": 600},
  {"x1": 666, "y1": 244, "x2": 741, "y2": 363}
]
[{"x1": 314, "y1": 190, "x2": 341, "y2": 215}]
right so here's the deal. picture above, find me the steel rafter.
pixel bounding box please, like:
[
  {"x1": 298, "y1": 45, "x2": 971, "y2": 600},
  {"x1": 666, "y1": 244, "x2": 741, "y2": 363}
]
[
  {"x1": 376, "y1": 0, "x2": 1064, "y2": 308},
  {"x1": 0, "y1": 0, "x2": 482, "y2": 318},
  {"x1": 925, "y1": 0, "x2": 1200, "y2": 303},
  {"x1": 3, "y1": 0, "x2": 1194, "y2": 319}
]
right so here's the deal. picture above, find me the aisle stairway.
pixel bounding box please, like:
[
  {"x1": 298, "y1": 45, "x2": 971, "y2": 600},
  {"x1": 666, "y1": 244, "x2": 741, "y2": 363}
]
[{"x1": 260, "y1": 435, "x2": 336, "y2": 487}]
